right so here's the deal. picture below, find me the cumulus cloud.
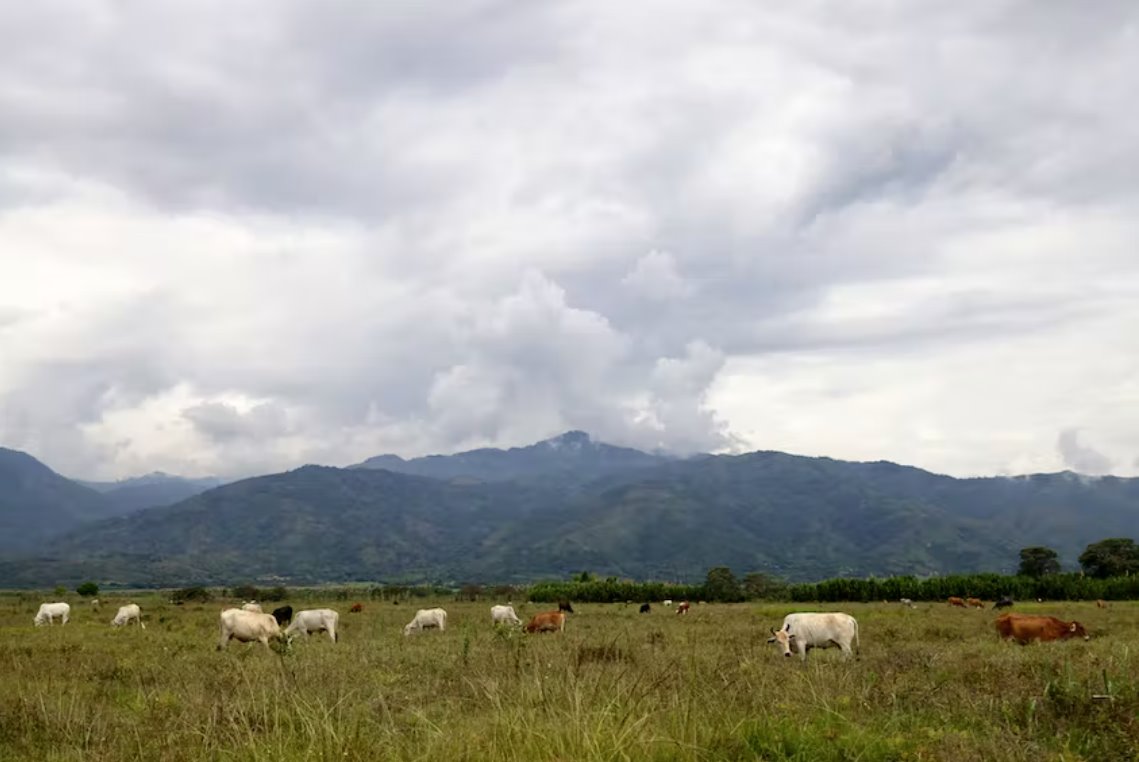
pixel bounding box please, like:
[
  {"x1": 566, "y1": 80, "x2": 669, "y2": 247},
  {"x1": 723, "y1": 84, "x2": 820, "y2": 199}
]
[{"x1": 1, "y1": 1, "x2": 1138, "y2": 479}]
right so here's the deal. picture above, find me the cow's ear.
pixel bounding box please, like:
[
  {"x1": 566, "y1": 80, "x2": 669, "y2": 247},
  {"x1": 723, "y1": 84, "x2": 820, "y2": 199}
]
[
  {"x1": 766, "y1": 636, "x2": 776, "y2": 643},
  {"x1": 1070, "y1": 622, "x2": 1077, "y2": 632}
]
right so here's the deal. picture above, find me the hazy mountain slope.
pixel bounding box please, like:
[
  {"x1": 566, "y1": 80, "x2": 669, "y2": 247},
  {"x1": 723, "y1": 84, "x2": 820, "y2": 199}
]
[
  {"x1": 79, "y1": 473, "x2": 225, "y2": 514},
  {"x1": 0, "y1": 448, "x2": 120, "y2": 552}
]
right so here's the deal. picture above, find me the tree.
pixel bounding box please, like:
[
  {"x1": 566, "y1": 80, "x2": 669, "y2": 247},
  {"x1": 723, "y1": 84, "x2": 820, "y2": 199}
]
[
  {"x1": 1018, "y1": 547, "x2": 1061, "y2": 577},
  {"x1": 743, "y1": 572, "x2": 787, "y2": 600},
  {"x1": 76, "y1": 581, "x2": 99, "y2": 597},
  {"x1": 703, "y1": 566, "x2": 744, "y2": 602},
  {"x1": 1079, "y1": 538, "x2": 1139, "y2": 578}
]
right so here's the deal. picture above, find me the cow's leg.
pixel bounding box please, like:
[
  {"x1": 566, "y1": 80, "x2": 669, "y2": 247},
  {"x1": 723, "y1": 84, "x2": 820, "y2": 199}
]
[{"x1": 62, "y1": 612, "x2": 69, "y2": 625}]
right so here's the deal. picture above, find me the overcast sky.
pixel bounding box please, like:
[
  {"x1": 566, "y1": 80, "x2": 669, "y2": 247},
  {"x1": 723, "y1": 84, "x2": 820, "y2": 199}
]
[{"x1": 2, "y1": 1, "x2": 1137, "y2": 481}]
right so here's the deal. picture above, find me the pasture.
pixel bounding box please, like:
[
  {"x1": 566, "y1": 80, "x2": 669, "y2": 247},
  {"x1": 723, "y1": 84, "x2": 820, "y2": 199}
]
[{"x1": 0, "y1": 595, "x2": 1135, "y2": 761}]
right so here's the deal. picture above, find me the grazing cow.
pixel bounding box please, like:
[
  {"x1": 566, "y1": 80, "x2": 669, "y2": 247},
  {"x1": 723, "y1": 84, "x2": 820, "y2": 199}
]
[
  {"x1": 111, "y1": 603, "x2": 144, "y2": 628},
  {"x1": 995, "y1": 613, "x2": 1089, "y2": 645},
  {"x1": 285, "y1": 609, "x2": 339, "y2": 643},
  {"x1": 948, "y1": 597, "x2": 966, "y2": 608},
  {"x1": 558, "y1": 601, "x2": 575, "y2": 614},
  {"x1": 663, "y1": 599, "x2": 673, "y2": 607},
  {"x1": 639, "y1": 603, "x2": 651, "y2": 614},
  {"x1": 1096, "y1": 599, "x2": 1108, "y2": 609},
  {"x1": 899, "y1": 598, "x2": 915, "y2": 608},
  {"x1": 993, "y1": 597, "x2": 1014, "y2": 610},
  {"x1": 403, "y1": 608, "x2": 447, "y2": 635},
  {"x1": 241, "y1": 601, "x2": 263, "y2": 613},
  {"x1": 217, "y1": 608, "x2": 282, "y2": 650},
  {"x1": 349, "y1": 603, "x2": 364, "y2": 613},
  {"x1": 768, "y1": 612, "x2": 859, "y2": 662},
  {"x1": 676, "y1": 601, "x2": 691, "y2": 615},
  {"x1": 271, "y1": 605, "x2": 293, "y2": 626},
  {"x1": 90, "y1": 598, "x2": 100, "y2": 607},
  {"x1": 525, "y1": 611, "x2": 566, "y2": 633},
  {"x1": 491, "y1": 604, "x2": 522, "y2": 626},
  {"x1": 967, "y1": 598, "x2": 984, "y2": 609},
  {"x1": 33, "y1": 602, "x2": 70, "y2": 626}
]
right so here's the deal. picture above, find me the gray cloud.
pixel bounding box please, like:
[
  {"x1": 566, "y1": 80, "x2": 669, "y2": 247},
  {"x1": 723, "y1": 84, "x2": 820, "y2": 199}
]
[
  {"x1": 0, "y1": 2, "x2": 1137, "y2": 479},
  {"x1": 1057, "y1": 429, "x2": 1112, "y2": 476}
]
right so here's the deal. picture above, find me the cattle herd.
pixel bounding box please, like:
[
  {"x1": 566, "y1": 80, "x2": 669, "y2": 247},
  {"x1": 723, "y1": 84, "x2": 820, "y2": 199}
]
[{"x1": 27, "y1": 595, "x2": 1098, "y2": 658}]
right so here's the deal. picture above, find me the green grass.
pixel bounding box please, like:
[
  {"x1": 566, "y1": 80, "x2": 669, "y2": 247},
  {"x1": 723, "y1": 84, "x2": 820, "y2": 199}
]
[{"x1": 1, "y1": 596, "x2": 1135, "y2": 760}]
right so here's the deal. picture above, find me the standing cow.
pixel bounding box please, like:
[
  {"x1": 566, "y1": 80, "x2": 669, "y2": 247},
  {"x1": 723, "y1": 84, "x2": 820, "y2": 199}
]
[
  {"x1": 947, "y1": 597, "x2": 966, "y2": 608},
  {"x1": 34, "y1": 602, "x2": 70, "y2": 626},
  {"x1": 767, "y1": 612, "x2": 860, "y2": 662},
  {"x1": 111, "y1": 603, "x2": 145, "y2": 628},
  {"x1": 404, "y1": 608, "x2": 447, "y2": 635},
  {"x1": 993, "y1": 597, "x2": 1014, "y2": 610},
  {"x1": 271, "y1": 605, "x2": 293, "y2": 626},
  {"x1": 995, "y1": 614, "x2": 1088, "y2": 645},
  {"x1": 241, "y1": 601, "x2": 263, "y2": 613},
  {"x1": 491, "y1": 605, "x2": 522, "y2": 626},
  {"x1": 639, "y1": 603, "x2": 651, "y2": 614},
  {"x1": 217, "y1": 608, "x2": 282, "y2": 650},
  {"x1": 525, "y1": 611, "x2": 566, "y2": 633},
  {"x1": 286, "y1": 609, "x2": 339, "y2": 643},
  {"x1": 676, "y1": 601, "x2": 691, "y2": 615},
  {"x1": 558, "y1": 601, "x2": 574, "y2": 614}
]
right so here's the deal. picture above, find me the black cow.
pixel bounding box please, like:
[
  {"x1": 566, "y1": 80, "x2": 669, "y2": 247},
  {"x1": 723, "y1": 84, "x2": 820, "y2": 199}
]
[
  {"x1": 639, "y1": 603, "x2": 651, "y2": 614},
  {"x1": 558, "y1": 601, "x2": 574, "y2": 614},
  {"x1": 993, "y1": 597, "x2": 1014, "y2": 610},
  {"x1": 271, "y1": 605, "x2": 293, "y2": 626}
]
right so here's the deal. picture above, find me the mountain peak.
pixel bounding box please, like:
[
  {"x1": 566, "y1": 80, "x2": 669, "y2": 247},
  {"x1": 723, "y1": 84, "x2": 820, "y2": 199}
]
[{"x1": 542, "y1": 430, "x2": 592, "y2": 449}]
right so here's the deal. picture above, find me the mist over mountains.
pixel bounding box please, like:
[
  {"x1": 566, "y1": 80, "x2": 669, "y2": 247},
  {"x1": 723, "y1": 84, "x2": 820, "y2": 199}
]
[{"x1": 0, "y1": 433, "x2": 1136, "y2": 587}]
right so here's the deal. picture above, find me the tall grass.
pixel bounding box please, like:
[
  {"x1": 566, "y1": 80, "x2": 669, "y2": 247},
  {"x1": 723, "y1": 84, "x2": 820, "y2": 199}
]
[{"x1": 0, "y1": 596, "x2": 1135, "y2": 760}]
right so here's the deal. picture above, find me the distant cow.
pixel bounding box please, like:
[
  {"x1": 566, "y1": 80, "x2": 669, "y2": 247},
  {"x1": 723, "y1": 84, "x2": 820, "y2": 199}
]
[
  {"x1": 525, "y1": 611, "x2": 566, "y2": 633},
  {"x1": 34, "y1": 602, "x2": 70, "y2": 626},
  {"x1": 491, "y1": 605, "x2": 521, "y2": 626},
  {"x1": 768, "y1": 612, "x2": 859, "y2": 662},
  {"x1": 1096, "y1": 599, "x2": 1108, "y2": 609},
  {"x1": 663, "y1": 599, "x2": 673, "y2": 607},
  {"x1": 349, "y1": 603, "x2": 364, "y2": 613},
  {"x1": 676, "y1": 601, "x2": 691, "y2": 615},
  {"x1": 404, "y1": 608, "x2": 447, "y2": 635},
  {"x1": 948, "y1": 597, "x2": 966, "y2": 608},
  {"x1": 90, "y1": 598, "x2": 100, "y2": 607},
  {"x1": 241, "y1": 601, "x2": 262, "y2": 613},
  {"x1": 217, "y1": 608, "x2": 282, "y2": 650},
  {"x1": 271, "y1": 605, "x2": 293, "y2": 626},
  {"x1": 996, "y1": 613, "x2": 1088, "y2": 645},
  {"x1": 558, "y1": 601, "x2": 574, "y2": 614},
  {"x1": 286, "y1": 609, "x2": 339, "y2": 643},
  {"x1": 899, "y1": 598, "x2": 915, "y2": 608},
  {"x1": 111, "y1": 603, "x2": 144, "y2": 628},
  {"x1": 993, "y1": 597, "x2": 1014, "y2": 610},
  {"x1": 967, "y1": 598, "x2": 984, "y2": 609},
  {"x1": 639, "y1": 603, "x2": 651, "y2": 614}
]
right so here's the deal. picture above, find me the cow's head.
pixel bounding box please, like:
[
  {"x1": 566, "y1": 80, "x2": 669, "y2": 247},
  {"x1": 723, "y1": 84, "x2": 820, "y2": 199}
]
[
  {"x1": 1068, "y1": 620, "x2": 1090, "y2": 641},
  {"x1": 766, "y1": 626, "x2": 794, "y2": 657}
]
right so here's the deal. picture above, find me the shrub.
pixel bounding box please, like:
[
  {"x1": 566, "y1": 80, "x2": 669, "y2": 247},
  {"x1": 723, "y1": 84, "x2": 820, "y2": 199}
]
[{"x1": 76, "y1": 581, "x2": 99, "y2": 597}]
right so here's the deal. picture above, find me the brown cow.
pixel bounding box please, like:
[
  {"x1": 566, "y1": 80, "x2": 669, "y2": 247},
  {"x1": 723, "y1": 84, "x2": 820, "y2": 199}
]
[
  {"x1": 525, "y1": 611, "x2": 566, "y2": 633},
  {"x1": 995, "y1": 614, "x2": 1089, "y2": 645},
  {"x1": 1096, "y1": 599, "x2": 1108, "y2": 609},
  {"x1": 948, "y1": 597, "x2": 966, "y2": 608},
  {"x1": 349, "y1": 603, "x2": 364, "y2": 613},
  {"x1": 967, "y1": 598, "x2": 984, "y2": 609},
  {"x1": 676, "y1": 601, "x2": 691, "y2": 615}
]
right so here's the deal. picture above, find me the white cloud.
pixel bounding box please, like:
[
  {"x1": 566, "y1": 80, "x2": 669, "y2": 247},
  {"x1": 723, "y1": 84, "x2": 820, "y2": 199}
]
[{"x1": 1, "y1": 1, "x2": 1138, "y2": 478}]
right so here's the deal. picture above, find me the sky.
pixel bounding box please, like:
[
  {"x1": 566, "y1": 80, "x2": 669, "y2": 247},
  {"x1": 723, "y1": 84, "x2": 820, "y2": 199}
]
[{"x1": 2, "y1": 1, "x2": 1137, "y2": 481}]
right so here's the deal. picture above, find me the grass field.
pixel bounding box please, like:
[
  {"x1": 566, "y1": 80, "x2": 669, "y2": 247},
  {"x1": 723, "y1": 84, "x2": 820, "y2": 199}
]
[{"x1": 1, "y1": 595, "x2": 1135, "y2": 761}]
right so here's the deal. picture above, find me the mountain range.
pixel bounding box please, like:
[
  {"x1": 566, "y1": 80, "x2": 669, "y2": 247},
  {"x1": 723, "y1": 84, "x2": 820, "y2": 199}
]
[{"x1": 0, "y1": 433, "x2": 1137, "y2": 587}]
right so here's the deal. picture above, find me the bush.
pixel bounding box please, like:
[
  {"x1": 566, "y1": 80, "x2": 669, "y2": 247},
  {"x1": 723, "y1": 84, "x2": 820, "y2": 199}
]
[
  {"x1": 171, "y1": 587, "x2": 214, "y2": 605},
  {"x1": 229, "y1": 584, "x2": 259, "y2": 600},
  {"x1": 76, "y1": 581, "x2": 99, "y2": 597}
]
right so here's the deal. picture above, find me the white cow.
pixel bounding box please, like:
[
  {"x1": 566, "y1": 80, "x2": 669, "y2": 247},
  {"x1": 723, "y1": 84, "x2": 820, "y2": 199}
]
[
  {"x1": 285, "y1": 608, "x2": 339, "y2": 643},
  {"x1": 241, "y1": 601, "x2": 263, "y2": 613},
  {"x1": 111, "y1": 603, "x2": 145, "y2": 628},
  {"x1": 767, "y1": 612, "x2": 859, "y2": 661},
  {"x1": 663, "y1": 599, "x2": 673, "y2": 607},
  {"x1": 217, "y1": 608, "x2": 282, "y2": 650},
  {"x1": 403, "y1": 607, "x2": 447, "y2": 635},
  {"x1": 491, "y1": 604, "x2": 521, "y2": 626},
  {"x1": 34, "y1": 602, "x2": 70, "y2": 626}
]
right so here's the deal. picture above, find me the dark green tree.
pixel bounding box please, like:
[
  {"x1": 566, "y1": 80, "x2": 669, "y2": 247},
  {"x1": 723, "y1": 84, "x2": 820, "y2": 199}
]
[
  {"x1": 1017, "y1": 547, "x2": 1061, "y2": 577},
  {"x1": 1079, "y1": 538, "x2": 1139, "y2": 578},
  {"x1": 703, "y1": 566, "x2": 744, "y2": 602},
  {"x1": 742, "y1": 572, "x2": 787, "y2": 600},
  {"x1": 76, "y1": 581, "x2": 99, "y2": 597}
]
